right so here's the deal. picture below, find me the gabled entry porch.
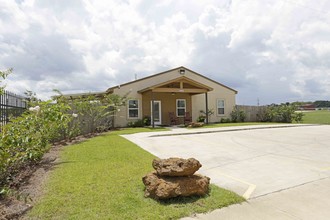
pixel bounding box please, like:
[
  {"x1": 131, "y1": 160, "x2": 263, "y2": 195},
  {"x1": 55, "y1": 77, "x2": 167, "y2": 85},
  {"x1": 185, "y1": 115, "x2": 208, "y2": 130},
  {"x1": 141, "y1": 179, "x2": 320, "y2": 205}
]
[{"x1": 138, "y1": 75, "x2": 213, "y2": 127}]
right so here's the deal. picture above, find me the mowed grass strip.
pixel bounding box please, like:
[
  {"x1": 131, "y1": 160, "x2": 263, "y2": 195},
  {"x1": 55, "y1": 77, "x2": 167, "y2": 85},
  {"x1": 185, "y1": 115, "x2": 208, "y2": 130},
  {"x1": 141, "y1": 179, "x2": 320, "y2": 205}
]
[
  {"x1": 28, "y1": 128, "x2": 245, "y2": 220},
  {"x1": 301, "y1": 110, "x2": 330, "y2": 124}
]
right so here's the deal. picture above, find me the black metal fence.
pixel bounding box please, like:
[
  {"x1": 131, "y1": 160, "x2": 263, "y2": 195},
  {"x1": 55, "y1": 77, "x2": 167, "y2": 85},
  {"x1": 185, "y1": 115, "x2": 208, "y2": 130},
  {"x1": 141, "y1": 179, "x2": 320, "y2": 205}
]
[{"x1": 0, "y1": 90, "x2": 27, "y2": 127}]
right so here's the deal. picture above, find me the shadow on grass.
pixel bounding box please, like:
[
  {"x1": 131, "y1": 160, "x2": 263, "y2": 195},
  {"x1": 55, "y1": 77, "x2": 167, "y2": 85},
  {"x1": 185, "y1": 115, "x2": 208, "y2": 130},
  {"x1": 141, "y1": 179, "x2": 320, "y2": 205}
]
[
  {"x1": 158, "y1": 194, "x2": 209, "y2": 206},
  {"x1": 39, "y1": 159, "x2": 76, "y2": 172},
  {"x1": 147, "y1": 188, "x2": 214, "y2": 206}
]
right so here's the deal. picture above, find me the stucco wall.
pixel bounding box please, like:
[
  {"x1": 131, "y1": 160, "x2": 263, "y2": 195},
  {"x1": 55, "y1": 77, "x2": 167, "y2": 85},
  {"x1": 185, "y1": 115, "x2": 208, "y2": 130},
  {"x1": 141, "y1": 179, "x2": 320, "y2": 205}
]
[
  {"x1": 111, "y1": 68, "x2": 236, "y2": 127},
  {"x1": 142, "y1": 91, "x2": 192, "y2": 125},
  {"x1": 191, "y1": 89, "x2": 236, "y2": 123}
]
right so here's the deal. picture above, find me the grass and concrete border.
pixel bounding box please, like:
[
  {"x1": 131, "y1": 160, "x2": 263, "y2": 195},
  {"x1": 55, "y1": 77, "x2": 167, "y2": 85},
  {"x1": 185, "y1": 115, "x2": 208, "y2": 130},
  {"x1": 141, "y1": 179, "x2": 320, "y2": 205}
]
[{"x1": 27, "y1": 128, "x2": 245, "y2": 220}]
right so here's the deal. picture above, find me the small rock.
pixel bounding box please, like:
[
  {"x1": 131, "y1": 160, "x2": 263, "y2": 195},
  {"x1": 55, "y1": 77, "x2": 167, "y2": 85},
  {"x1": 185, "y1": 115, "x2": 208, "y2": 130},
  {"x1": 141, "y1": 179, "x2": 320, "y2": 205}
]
[{"x1": 152, "y1": 157, "x2": 202, "y2": 177}]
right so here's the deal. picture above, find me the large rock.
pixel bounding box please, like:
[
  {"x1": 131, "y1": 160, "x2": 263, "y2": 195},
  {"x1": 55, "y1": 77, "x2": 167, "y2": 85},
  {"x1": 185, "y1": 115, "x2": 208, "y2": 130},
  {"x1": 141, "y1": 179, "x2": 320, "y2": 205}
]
[
  {"x1": 152, "y1": 157, "x2": 202, "y2": 177},
  {"x1": 142, "y1": 171, "x2": 210, "y2": 200}
]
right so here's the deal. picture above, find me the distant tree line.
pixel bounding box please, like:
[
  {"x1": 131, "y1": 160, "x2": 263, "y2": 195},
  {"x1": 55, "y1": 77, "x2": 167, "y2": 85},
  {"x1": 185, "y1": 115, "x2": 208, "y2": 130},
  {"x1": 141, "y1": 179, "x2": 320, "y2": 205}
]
[
  {"x1": 291, "y1": 101, "x2": 330, "y2": 108},
  {"x1": 313, "y1": 101, "x2": 330, "y2": 108}
]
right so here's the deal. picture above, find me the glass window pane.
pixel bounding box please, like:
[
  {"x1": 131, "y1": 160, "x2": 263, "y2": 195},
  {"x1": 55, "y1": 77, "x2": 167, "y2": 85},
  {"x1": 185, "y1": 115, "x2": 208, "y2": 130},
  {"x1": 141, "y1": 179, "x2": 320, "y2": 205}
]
[
  {"x1": 217, "y1": 99, "x2": 225, "y2": 115},
  {"x1": 177, "y1": 100, "x2": 185, "y2": 108},
  {"x1": 177, "y1": 109, "x2": 185, "y2": 116},
  {"x1": 128, "y1": 100, "x2": 139, "y2": 118},
  {"x1": 129, "y1": 109, "x2": 138, "y2": 118},
  {"x1": 218, "y1": 100, "x2": 224, "y2": 108},
  {"x1": 129, "y1": 100, "x2": 138, "y2": 108}
]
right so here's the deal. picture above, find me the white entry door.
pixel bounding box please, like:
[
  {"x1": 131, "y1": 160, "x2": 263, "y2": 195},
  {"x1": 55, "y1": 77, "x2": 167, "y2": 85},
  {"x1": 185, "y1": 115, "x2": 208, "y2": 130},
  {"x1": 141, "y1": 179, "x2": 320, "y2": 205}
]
[{"x1": 151, "y1": 101, "x2": 162, "y2": 125}]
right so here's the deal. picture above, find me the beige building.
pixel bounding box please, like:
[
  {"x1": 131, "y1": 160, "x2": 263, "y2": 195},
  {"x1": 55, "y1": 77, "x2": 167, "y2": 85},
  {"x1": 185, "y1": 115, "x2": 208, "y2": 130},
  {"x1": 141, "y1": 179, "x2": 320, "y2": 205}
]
[{"x1": 106, "y1": 66, "x2": 237, "y2": 127}]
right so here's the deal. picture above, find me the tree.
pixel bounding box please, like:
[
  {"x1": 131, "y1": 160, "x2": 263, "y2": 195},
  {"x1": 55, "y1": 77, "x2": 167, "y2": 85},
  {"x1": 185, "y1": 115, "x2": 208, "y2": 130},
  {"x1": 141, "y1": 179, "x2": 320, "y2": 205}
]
[
  {"x1": 24, "y1": 90, "x2": 41, "y2": 106},
  {"x1": 0, "y1": 68, "x2": 12, "y2": 94},
  {"x1": 314, "y1": 100, "x2": 330, "y2": 108}
]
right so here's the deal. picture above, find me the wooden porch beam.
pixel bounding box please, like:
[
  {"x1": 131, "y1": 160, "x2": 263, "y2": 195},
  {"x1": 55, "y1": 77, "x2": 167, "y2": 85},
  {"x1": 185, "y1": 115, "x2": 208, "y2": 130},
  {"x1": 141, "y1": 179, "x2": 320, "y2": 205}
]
[{"x1": 152, "y1": 88, "x2": 208, "y2": 93}]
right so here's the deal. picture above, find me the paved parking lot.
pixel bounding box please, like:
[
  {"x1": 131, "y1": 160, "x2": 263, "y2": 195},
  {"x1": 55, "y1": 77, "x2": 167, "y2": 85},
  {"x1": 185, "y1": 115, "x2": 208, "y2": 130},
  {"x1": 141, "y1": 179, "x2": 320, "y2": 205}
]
[{"x1": 123, "y1": 125, "x2": 330, "y2": 219}]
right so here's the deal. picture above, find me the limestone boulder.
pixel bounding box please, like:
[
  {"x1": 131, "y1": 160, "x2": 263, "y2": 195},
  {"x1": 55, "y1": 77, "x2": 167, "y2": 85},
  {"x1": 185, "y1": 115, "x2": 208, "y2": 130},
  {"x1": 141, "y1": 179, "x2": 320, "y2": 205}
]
[
  {"x1": 152, "y1": 157, "x2": 202, "y2": 177},
  {"x1": 142, "y1": 171, "x2": 210, "y2": 200}
]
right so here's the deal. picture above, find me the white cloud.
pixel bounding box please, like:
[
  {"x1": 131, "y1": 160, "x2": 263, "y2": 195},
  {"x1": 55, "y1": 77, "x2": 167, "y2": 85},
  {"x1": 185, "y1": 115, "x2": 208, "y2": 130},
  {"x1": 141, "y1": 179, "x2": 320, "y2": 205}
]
[{"x1": 1, "y1": 0, "x2": 330, "y2": 104}]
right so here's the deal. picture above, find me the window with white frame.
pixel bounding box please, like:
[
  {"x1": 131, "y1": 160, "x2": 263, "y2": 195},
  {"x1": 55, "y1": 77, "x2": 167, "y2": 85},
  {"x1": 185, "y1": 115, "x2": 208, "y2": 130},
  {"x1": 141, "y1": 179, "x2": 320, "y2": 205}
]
[
  {"x1": 176, "y1": 99, "x2": 186, "y2": 117},
  {"x1": 128, "y1": 99, "x2": 139, "y2": 118},
  {"x1": 217, "y1": 99, "x2": 225, "y2": 115}
]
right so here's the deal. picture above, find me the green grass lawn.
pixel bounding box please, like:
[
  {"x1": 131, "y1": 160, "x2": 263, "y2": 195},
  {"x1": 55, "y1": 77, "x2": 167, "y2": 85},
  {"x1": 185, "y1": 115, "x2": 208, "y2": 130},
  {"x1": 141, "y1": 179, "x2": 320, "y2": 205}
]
[
  {"x1": 28, "y1": 128, "x2": 245, "y2": 220},
  {"x1": 300, "y1": 110, "x2": 330, "y2": 124}
]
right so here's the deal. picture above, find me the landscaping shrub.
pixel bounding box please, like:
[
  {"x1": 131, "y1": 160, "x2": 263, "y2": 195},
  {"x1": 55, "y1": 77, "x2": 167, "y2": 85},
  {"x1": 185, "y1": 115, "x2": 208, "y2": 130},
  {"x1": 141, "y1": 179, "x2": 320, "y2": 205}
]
[
  {"x1": 143, "y1": 116, "x2": 151, "y2": 126},
  {"x1": 54, "y1": 91, "x2": 128, "y2": 135},
  {"x1": 260, "y1": 104, "x2": 304, "y2": 123},
  {"x1": 220, "y1": 118, "x2": 231, "y2": 123},
  {"x1": 293, "y1": 110, "x2": 304, "y2": 123},
  {"x1": 0, "y1": 92, "x2": 127, "y2": 193},
  {"x1": 69, "y1": 97, "x2": 112, "y2": 134},
  {"x1": 197, "y1": 115, "x2": 206, "y2": 123},
  {"x1": 127, "y1": 116, "x2": 152, "y2": 128},
  {"x1": 256, "y1": 107, "x2": 272, "y2": 122},
  {"x1": 0, "y1": 100, "x2": 72, "y2": 189},
  {"x1": 127, "y1": 119, "x2": 145, "y2": 127},
  {"x1": 198, "y1": 109, "x2": 214, "y2": 123},
  {"x1": 230, "y1": 107, "x2": 246, "y2": 122}
]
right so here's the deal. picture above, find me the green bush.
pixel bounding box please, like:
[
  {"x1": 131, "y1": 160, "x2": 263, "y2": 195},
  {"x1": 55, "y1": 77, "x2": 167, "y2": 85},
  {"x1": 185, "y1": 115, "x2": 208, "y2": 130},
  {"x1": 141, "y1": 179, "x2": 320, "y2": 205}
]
[
  {"x1": 0, "y1": 92, "x2": 127, "y2": 193},
  {"x1": 127, "y1": 119, "x2": 145, "y2": 127},
  {"x1": 127, "y1": 115, "x2": 152, "y2": 128},
  {"x1": 257, "y1": 108, "x2": 272, "y2": 122},
  {"x1": 0, "y1": 101, "x2": 72, "y2": 188},
  {"x1": 230, "y1": 107, "x2": 246, "y2": 122},
  {"x1": 198, "y1": 109, "x2": 214, "y2": 123},
  {"x1": 54, "y1": 92, "x2": 128, "y2": 135},
  {"x1": 197, "y1": 115, "x2": 206, "y2": 123},
  {"x1": 293, "y1": 111, "x2": 304, "y2": 123},
  {"x1": 143, "y1": 116, "x2": 151, "y2": 126},
  {"x1": 220, "y1": 118, "x2": 231, "y2": 123},
  {"x1": 262, "y1": 104, "x2": 303, "y2": 123}
]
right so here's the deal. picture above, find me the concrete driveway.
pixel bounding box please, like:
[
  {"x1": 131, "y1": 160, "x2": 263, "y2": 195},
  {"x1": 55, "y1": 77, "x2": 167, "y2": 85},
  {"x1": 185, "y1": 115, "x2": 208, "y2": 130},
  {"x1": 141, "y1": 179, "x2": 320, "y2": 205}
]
[{"x1": 123, "y1": 124, "x2": 330, "y2": 219}]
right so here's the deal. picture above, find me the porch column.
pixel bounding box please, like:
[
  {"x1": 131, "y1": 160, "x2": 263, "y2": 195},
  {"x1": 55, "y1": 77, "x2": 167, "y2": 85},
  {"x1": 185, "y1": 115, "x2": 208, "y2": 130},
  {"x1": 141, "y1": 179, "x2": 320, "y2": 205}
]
[
  {"x1": 151, "y1": 92, "x2": 155, "y2": 128},
  {"x1": 205, "y1": 92, "x2": 209, "y2": 124}
]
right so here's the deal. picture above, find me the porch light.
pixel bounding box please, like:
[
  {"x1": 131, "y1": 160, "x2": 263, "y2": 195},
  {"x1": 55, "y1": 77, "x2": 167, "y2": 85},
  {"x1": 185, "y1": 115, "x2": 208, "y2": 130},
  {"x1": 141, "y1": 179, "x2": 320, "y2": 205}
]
[{"x1": 179, "y1": 69, "x2": 185, "y2": 75}]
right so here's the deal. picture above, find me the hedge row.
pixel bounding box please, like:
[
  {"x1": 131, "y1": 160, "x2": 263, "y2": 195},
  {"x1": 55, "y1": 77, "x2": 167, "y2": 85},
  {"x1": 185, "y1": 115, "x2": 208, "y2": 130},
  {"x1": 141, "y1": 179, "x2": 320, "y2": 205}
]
[{"x1": 0, "y1": 93, "x2": 126, "y2": 193}]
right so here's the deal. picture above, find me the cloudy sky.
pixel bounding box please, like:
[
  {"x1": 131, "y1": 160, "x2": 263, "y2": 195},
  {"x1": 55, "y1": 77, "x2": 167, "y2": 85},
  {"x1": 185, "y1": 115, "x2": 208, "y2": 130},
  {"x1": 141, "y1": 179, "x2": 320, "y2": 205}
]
[{"x1": 1, "y1": 0, "x2": 330, "y2": 105}]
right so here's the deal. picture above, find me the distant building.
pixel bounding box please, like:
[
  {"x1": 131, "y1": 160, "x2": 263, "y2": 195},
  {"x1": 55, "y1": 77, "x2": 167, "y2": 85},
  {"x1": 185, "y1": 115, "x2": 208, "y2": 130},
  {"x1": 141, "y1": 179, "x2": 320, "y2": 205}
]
[{"x1": 299, "y1": 104, "x2": 316, "y2": 111}]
